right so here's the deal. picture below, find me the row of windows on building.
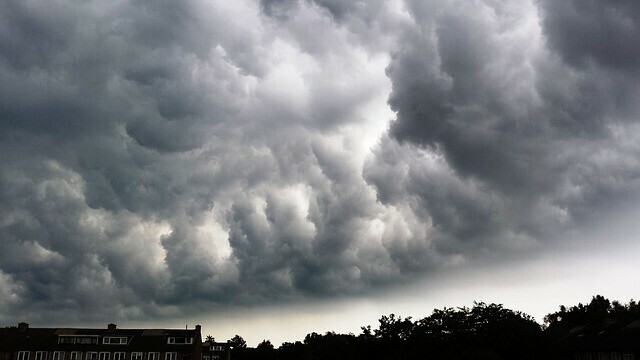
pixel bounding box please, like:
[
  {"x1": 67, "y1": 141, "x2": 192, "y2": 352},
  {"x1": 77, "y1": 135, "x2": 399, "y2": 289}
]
[
  {"x1": 202, "y1": 355, "x2": 220, "y2": 360},
  {"x1": 16, "y1": 351, "x2": 189, "y2": 360},
  {"x1": 56, "y1": 337, "x2": 193, "y2": 346},
  {"x1": 573, "y1": 352, "x2": 636, "y2": 360}
]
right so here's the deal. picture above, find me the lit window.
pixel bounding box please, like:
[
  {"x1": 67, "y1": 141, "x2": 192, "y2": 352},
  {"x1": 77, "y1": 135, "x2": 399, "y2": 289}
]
[
  {"x1": 148, "y1": 353, "x2": 160, "y2": 360},
  {"x1": 113, "y1": 353, "x2": 125, "y2": 360},
  {"x1": 104, "y1": 337, "x2": 127, "y2": 345},
  {"x1": 35, "y1": 352, "x2": 48, "y2": 360},
  {"x1": 165, "y1": 353, "x2": 177, "y2": 360},
  {"x1": 18, "y1": 352, "x2": 30, "y2": 360},
  {"x1": 131, "y1": 353, "x2": 142, "y2": 360},
  {"x1": 167, "y1": 337, "x2": 192, "y2": 344},
  {"x1": 86, "y1": 353, "x2": 98, "y2": 360}
]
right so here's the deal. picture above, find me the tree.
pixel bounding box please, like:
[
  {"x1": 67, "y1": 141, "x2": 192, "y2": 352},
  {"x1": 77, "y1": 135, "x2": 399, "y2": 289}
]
[
  {"x1": 205, "y1": 335, "x2": 215, "y2": 343},
  {"x1": 545, "y1": 295, "x2": 640, "y2": 332},
  {"x1": 375, "y1": 313, "x2": 414, "y2": 341},
  {"x1": 229, "y1": 334, "x2": 247, "y2": 349},
  {"x1": 256, "y1": 339, "x2": 274, "y2": 351}
]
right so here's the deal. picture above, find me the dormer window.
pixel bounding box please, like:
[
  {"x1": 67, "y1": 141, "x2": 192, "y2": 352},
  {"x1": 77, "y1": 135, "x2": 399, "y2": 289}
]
[
  {"x1": 167, "y1": 337, "x2": 193, "y2": 344},
  {"x1": 59, "y1": 336, "x2": 99, "y2": 345},
  {"x1": 103, "y1": 337, "x2": 128, "y2": 345}
]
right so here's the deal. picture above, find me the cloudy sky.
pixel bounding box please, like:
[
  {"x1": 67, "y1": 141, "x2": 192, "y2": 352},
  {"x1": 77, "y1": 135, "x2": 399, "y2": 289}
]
[{"x1": 2, "y1": 0, "x2": 640, "y2": 345}]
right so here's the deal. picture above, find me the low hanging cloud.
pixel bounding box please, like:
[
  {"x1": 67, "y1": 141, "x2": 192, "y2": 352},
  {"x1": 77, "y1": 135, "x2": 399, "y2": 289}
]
[{"x1": 1, "y1": 0, "x2": 639, "y2": 324}]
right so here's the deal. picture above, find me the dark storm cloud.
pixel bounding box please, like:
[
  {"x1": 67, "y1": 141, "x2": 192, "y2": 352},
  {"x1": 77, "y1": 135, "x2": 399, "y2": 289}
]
[
  {"x1": 0, "y1": 0, "x2": 404, "y2": 323},
  {"x1": 2, "y1": 0, "x2": 640, "y2": 326},
  {"x1": 366, "y1": 0, "x2": 640, "y2": 261},
  {"x1": 538, "y1": 0, "x2": 640, "y2": 72}
]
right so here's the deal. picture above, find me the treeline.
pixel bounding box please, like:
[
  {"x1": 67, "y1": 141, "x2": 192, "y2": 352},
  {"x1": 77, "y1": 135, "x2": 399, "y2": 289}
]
[{"x1": 219, "y1": 295, "x2": 639, "y2": 360}]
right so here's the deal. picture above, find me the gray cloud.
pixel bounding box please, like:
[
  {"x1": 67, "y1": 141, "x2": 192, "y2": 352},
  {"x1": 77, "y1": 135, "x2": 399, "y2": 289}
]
[
  {"x1": 1, "y1": 0, "x2": 639, "y2": 326},
  {"x1": 370, "y1": 0, "x2": 640, "y2": 261},
  {"x1": 0, "y1": 0, "x2": 405, "y2": 323},
  {"x1": 538, "y1": 0, "x2": 640, "y2": 72}
]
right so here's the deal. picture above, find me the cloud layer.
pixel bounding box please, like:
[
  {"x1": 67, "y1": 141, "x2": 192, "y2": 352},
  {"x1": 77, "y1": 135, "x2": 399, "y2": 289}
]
[{"x1": 1, "y1": 0, "x2": 639, "y2": 323}]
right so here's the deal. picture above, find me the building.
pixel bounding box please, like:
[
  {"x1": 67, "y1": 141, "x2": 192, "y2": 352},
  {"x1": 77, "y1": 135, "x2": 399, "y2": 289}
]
[
  {"x1": 200, "y1": 342, "x2": 229, "y2": 360},
  {"x1": 0, "y1": 323, "x2": 202, "y2": 360},
  {"x1": 558, "y1": 319, "x2": 640, "y2": 360}
]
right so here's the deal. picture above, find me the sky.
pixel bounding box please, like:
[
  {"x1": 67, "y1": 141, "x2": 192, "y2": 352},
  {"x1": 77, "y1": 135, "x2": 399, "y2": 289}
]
[{"x1": 1, "y1": 0, "x2": 640, "y2": 347}]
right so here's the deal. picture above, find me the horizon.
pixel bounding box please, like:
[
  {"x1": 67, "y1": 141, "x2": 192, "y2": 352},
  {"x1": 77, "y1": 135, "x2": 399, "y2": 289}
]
[{"x1": 1, "y1": 0, "x2": 640, "y2": 350}]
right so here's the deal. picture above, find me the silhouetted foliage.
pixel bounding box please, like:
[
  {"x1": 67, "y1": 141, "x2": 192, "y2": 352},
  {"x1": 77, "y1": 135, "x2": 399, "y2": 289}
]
[
  {"x1": 255, "y1": 340, "x2": 277, "y2": 360},
  {"x1": 230, "y1": 296, "x2": 639, "y2": 360},
  {"x1": 544, "y1": 295, "x2": 640, "y2": 340},
  {"x1": 228, "y1": 334, "x2": 247, "y2": 349},
  {"x1": 228, "y1": 335, "x2": 249, "y2": 360},
  {"x1": 275, "y1": 302, "x2": 544, "y2": 360}
]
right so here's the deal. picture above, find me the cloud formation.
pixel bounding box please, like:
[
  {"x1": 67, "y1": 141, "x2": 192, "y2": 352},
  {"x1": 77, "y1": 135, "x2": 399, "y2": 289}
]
[{"x1": 0, "y1": 0, "x2": 639, "y2": 324}]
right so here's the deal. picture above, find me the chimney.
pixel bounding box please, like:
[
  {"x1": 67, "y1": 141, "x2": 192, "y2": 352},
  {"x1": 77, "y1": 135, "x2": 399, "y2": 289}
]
[
  {"x1": 195, "y1": 325, "x2": 201, "y2": 334},
  {"x1": 107, "y1": 323, "x2": 117, "y2": 332},
  {"x1": 18, "y1": 323, "x2": 29, "y2": 332}
]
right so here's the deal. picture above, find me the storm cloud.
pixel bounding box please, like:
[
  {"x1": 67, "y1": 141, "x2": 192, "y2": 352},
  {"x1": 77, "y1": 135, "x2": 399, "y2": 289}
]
[{"x1": 1, "y1": 0, "x2": 639, "y2": 324}]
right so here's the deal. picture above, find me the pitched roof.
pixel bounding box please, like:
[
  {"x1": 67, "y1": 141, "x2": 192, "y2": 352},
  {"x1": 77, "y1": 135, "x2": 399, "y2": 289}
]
[{"x1": 0, "y1": 325, "x2": 201, "y2": 352}]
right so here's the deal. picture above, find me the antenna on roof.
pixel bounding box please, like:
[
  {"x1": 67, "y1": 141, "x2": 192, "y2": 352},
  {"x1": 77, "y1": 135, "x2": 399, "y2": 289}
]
[{"x1": 185, "y1": 325, "x2": 188, "y2": 330}]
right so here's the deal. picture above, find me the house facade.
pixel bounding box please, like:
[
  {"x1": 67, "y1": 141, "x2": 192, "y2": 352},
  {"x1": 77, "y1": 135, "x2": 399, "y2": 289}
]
[
  {"x1": 558, "y1": 319, "x2": 640, "y2": 360},
  {"x1": 0, "y1": 324, "x2": 202, "y2": 360},
  {"x1": 200, "y1": 342, "x2": 229, "y2": 360}
]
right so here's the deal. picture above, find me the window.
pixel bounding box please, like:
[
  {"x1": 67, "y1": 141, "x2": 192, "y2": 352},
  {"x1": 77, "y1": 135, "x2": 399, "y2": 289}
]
[
  {"x1": 77, "y1": 337, "x2": 99, "y2": 345},
  {"x1": 165, "y1": 353, "x2": 177, "y2": 360},
  {"x1": 99, "y1": 353, "x2": 110, "y2": 360},
  {"x1": 203, "y1": 356, "x2": 210, "y2": 360},
  {"x1": 18, "y1": 352, "x2": 30, "y2": 360},
  {"x1": 131, "y1": 354, "x2": 142, "y2": 360},
  {"x1": 59, "y1": 336, "x2": 75, "y2": 344},
  {"x1": 209, "y1": 347, "x2": 224, "y2": 352},
  {"x1": 104, "y1": 337, "x2": 127, "y2": 345},
  {"x1": 623, "y1": 353, "x2": 635, "y2": 360},
  {"x1": 35, "y1": 353, "x2": 48, "y2": 360},
  {"x1": 148, "y1": 353, "x2": 159, "y2": 360},
  {"x1": 86, "y1": 353, "x2": 97, "y2": 360},
  {"x1": 53, "y1": 352, "x2": 64, "y2": 360},
  {"x1": 113, "y1": 353, "x2": 125, "y2": 360},
  {"x1": 70, "y1": 352, "x2": 80, "y2": 360},
  {"x1": 167, "y1": 337, "x2": 193, "y2": 344}
]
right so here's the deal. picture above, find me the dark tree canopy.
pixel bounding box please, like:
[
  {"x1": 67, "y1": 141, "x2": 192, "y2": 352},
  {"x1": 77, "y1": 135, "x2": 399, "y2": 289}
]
[
  {"x1": 544, "y1": 295, "x2": 640, "y2": 337},
  {"x1": 227, "y1": 296, "x2": 638, "y2": 360},
  {"x1": 229, "y1": 334, "x2": 247, "y2": 349}
]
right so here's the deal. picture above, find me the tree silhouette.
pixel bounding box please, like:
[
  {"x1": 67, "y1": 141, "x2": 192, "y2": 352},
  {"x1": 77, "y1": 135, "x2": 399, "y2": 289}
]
[
  {"x1": 545, "y1": 295, "x2": 640, "y2": 338},
  {"x1": 228, "y1": 334, "x2": 247, "y2": 349},
  {"x1": 217, "y1": 296, "x2": 638, "y2": 360},
  {"x1": 256, "y1": 340, "x2": 276, "y2": 360}
]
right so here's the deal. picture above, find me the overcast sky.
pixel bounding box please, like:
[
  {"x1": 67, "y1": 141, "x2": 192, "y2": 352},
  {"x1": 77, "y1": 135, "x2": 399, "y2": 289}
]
[{"x1": 2, "y1": 0, "x2": 640, "y2": 346}]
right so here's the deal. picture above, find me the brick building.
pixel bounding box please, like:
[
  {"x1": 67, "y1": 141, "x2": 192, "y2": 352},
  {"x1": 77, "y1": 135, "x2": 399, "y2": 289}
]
[
  {"x1": 200, "y1": 342, "x2": 229, "y2": 360},
  {"x1": 0, "y1": 323, "x2": 202, "y2": 360}
]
